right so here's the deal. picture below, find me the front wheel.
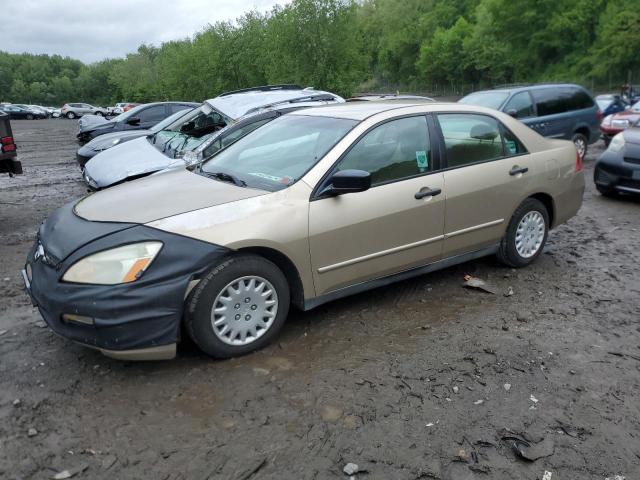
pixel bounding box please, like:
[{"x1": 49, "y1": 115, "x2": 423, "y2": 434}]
[
  {"x1": 94, "y1": 111, "x2": 103, "y2": 116},
  {"x1": 185, "y1": 254, "x2": 290, "y2": 358},
  {"x1": 497, "y1": 198, "x2": 549, "y2": 268},
  {"x1": 596, "y1": 184, "x2": 618, "y2": 198},
  {"x1": 26, "y1": 114, "x2": 34, "y2": 120},
  {"x1": 572, "y1": 132, "x2": 588, "y2": 159}
]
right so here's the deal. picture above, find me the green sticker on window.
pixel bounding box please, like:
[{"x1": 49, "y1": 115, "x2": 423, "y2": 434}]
[
  {"x1": 506, "y1": 140, "x2": 517, "y2": 154},
  {"x1": 416, "y1": 150, "x2": 428, "y2": 172}
]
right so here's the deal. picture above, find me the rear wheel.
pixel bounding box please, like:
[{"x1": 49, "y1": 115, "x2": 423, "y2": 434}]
[
  {"x1": 572, "y1": 132, "x2": 588, "y2": 159},
  {"x1": 66, "y1": 111, "x2": 76, "y2": 119},
  {"x1": 95, "y1": 111, "x2": 103, "y2": 116},
  {"x1": 185, "y1": 254, "x2": 290, "y2": 358},
  {"x1": 26, "y1": 114, "x2": 33, "y2": 120},
  {"x1": 497, "y1": 198, "x2": 549, "y2": 268}
]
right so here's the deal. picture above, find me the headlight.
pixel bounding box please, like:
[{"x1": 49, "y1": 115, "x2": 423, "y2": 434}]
[
  {"x1": 83, "y1": 170, "x2": 98, "y2": 188},
  {"x1": 609, "y1": 133, "x2": 625, "y2": 152},
  {"x1": 602, "y1": 115, "x2": 613, "y2": 126},
  {"x1": 62, "y1": 242, "x2": 162, "y2": 285},
  {"x1": 92, "y1": 138, "x2": 121, "y2": 151}
]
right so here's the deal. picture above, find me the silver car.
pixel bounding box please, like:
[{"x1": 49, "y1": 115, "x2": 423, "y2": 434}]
[{"x1": 60, "y1": 103, "x2": 109, "y2": 119}]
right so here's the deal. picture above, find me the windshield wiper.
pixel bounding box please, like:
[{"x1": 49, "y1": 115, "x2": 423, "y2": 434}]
[{"x1": 203, "y1": 171, "x2": 246, "y2": 187}]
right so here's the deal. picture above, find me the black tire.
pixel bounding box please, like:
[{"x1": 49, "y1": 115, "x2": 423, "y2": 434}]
[
  {"x1": 26, "y1": 114, "x2": 33, "y2": 120},
  {"x1": 95, "y1": 111, "x2": 103, "y2": 116},
  {"x1": 497, "y1": 198, "x2": 549, "y2": 268},
  {"x1": 603, "y1": 137, "x2": 611, "y2": 147},
  {"x1": 185, "y1": 254, "x2": 290, "y2": 358},
  {"x1": 596, "y1": 184, "x2": 618, "y2": 198},
  {"x1": 572, "y1": 132, "x2": 588, "y2": 159},
  {"x1": 66, "y1": 111, "x2": 76, "y2": 119}
]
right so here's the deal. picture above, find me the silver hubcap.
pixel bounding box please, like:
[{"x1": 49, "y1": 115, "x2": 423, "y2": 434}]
[
  {"x1": 515, "y1": 211, "x2": 545, "y2": 258},
  {"x1": 211, "y1": 276, "x2": 278, "y2": 346},
  {"x1": 574, "y1": 137, "x2": 586, "y2": 158}
]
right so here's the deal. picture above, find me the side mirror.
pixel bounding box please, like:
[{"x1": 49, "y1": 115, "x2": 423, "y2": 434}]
[
  {"x1": 126, "y1": 117, "x2": 141, "y2": 126},
  {"x1": 506, "y1": 109, "x2": 518, "y2": 118},
  {"x1": 322, "y1": 169, "x2": 371, "y2": 196}
]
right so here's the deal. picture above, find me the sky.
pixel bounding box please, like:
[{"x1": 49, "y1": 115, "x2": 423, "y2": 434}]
[{"x1": 1, "y1": 0, "x2": 285, "y2": 63}]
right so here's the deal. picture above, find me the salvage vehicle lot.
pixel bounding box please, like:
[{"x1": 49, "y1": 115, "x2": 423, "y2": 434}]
[{"x1": 1, "y1": 119, "x2": 639, "y2": 478}]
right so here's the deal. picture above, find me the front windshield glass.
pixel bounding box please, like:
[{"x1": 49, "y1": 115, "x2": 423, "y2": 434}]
[
  {"x1": 200, "y1": 115, "x2": 357, "y2": 192},
  {"x1": 459, "y1": 91, "x2": 509, "y2": 110},
  {"x1": 596, "y1": 99, "x2": 613, "y2": 110},
  {"x1": 149, "y1": 102, "x2": 231, "y2": 158}
]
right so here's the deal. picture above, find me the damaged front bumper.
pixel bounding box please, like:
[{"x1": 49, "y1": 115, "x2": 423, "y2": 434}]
[{"x1": 22, "y1": 202, "x2": 229, "y2": 360}]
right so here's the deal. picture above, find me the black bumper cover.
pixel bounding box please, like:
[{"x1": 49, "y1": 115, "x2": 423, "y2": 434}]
[
  {"x1": 24, "y1": 202, "x2": 229, "y2": 351},
  {"x1": 595, "y1": 151, "x2": 640, "y2": 193}
]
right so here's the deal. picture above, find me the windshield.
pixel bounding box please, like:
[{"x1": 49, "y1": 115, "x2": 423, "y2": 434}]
[
  {"x1": 200, "y1": 115, "x2": 356, "y2": 192},
  {"x1": 459, "y1": 91, "x2": 510, "y2": 110},
  {"x1": 596, "y1": 99, "x2": 613, "y2": 110},
  {"x1": 149, "y1": 102, "x2": 231, "y2": 158}
]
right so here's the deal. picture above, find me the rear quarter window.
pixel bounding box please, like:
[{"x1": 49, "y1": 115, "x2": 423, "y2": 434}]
[{"x1": 532, "y1": 87, "x2": 593, "y2": 116}]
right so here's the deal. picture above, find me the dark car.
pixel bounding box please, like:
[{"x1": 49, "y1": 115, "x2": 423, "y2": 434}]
[
  {"x1": 0, "y1": 112, "x2": 22, "y2": 175},
  {"x1": 459, "y1": 83, "x2": 600, "y2": 158},
  {"x1": 594, "y1": 120, "x2": 640, "y2": 197},
  {"x1": 76, "y1": 102, "x2": 198, "y2": 144},
  {"x1": 0, "y1": 104, "x2": 47, "y2": 120}
]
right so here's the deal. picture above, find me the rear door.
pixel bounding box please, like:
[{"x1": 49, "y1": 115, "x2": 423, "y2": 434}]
[
  {"x1": 436, "y1": 113, "x2": 535, "y2": 257},
  {"x1": 309, "y1": 115, "x2": 445, "y2": 295},
  {"x1": 531, "y1": 88, "x2": 574, "y2": 139}
]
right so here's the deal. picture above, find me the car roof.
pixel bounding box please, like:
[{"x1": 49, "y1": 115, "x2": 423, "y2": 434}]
[
  {"x1": 288, "y1": 101, "x2": 464, "y2": 120},
  {"x1": 206, "y1": 87, "x2": 343, "y2": 120},
  {"x1": 470, "y1": 83, "x2": 588, "y2": 96}
]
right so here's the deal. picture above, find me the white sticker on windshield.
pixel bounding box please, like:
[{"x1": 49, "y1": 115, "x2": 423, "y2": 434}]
[{"x1": 248, "y1": 172, "x2": 282, "y2": 182}]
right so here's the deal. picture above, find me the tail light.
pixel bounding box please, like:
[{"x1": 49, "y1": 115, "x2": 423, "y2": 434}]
[
  {"x1": 1, "y1": 135, "x2": 16, "y2": 153},
  {"x1": 575, "y1": 149, "x2": 583, "y2": 172},
  {"x1": 596, "y1": 110, "x2": 603, "y2": 122}
]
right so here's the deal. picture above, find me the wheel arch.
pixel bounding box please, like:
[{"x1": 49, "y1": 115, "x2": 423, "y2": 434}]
[
  {"x1": 528, "y1": 192, "x2": 555, "y2": 228},
  {"x1": 237, "y1": 246, "x2": 305, "y2": 310},
  {"x1": 572, "y1": 124, "x2": 592, "y2": 142}
]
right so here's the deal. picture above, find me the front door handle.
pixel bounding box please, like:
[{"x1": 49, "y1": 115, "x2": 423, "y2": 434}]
[
  {"x1": 415, "y1": 187, "x2": 442, "y2": 199},
  {"x1": 509, "y1": 166, "x2": 529, "y2": 176}
]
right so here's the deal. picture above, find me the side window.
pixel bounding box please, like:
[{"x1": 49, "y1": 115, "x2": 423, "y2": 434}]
[
  {"x1": 532, "y1": 88, "x2": 570, "y2": 116},
  {"x1": 503, "y1": 92, "x2": 534, "y2": 118},
  {"x1": 169, "y1": 104, "x2": 189, "y2": 114},
  {"x1": 568, "y1": 88, "x2": 594, "y2": 110},
  {"x1": 500, "y1": 125, "x2": 527, "y2": 156},
  {"x1": 138, "y1": 105, "x2": 166, "y2": 123},
  {"x1": 334, "y1": 116, "x2": 431, "y2": 186},
  {"x1": 437, "y1": 114, "x2": 504, "y2": 168},
  {"x1": 202, "y1": 118, "x2": 271, "y2": 158}
]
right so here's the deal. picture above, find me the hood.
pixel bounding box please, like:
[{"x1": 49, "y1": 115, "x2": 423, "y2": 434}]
[
  {"x1": 611, "y1": 109, "x2": 640, "y2": 121},
  {"x1": 75, "y1": 168, "x2": 266, "y2": 224},
  {"x1": 85, "y1": 129, "x2": 152, "y2": 150},
  {"x1": 79, "y1": 115, "x2": 111, "y2": 131},
  {"x1": 84, "y1": 136, "x2": 177, "y2": 188}
]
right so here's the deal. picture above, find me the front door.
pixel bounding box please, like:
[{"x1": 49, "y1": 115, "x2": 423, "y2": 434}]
[{"x1": 309, "y1": 115, "x2": 445, "y2": 296}]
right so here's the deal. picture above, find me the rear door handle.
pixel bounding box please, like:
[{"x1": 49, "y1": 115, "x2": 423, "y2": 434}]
[
  {"x1": 415, "y1": 187, "x2": 442, "y2": 199},
  {"x1": 509, "y1": 166, "x2": 528, "y2": 176}
]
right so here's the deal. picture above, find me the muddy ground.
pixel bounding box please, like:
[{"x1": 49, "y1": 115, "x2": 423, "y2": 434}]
[{"x1": 0, "y1": 118, "x2": 639, "y2": 480}]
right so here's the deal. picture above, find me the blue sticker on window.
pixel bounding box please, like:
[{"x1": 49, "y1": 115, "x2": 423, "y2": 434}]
[{"x1": 416, "y1": 150, "x2": 428, "y2": 172}]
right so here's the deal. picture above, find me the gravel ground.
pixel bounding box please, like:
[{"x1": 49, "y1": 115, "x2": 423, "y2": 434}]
[{"x1": 0, "y1": 119, "x2": 639, "y2": 480}]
